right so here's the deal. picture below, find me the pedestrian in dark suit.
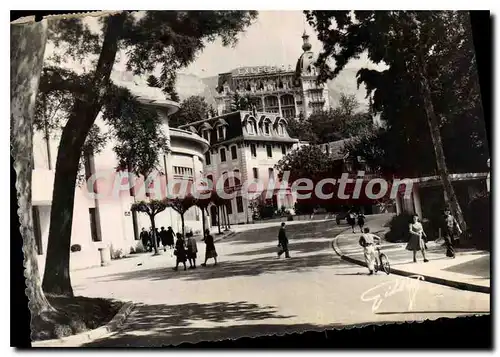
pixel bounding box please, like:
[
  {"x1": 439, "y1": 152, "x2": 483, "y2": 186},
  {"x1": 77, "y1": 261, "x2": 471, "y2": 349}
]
[
  {"x1": 277, "y1": 222, "x2": 290, "y2": 258},
  {"x1": 159, "y1": 227, "x2": 169, "y2": 252},
  {"x1": 173, "y1": 233, "x2": 187, "y2": 271},
  {"x1": 140, "y1": 228, "x2": 150, "y2": 252},
  {"x1": 442, "y1": 208, "x2": 462, "y2": 258},
  {"x1": 166, "y1": 226, "x2": 175, "y2": 249}
]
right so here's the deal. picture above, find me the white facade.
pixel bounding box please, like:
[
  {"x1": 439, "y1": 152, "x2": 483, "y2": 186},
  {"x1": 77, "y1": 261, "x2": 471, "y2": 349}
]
[
  {"x1": 32, "y1": 73, "x2": 210, "y2": 274},
  {"x1": 182, "y1": 111, "x2": 300, "y2": 225}
]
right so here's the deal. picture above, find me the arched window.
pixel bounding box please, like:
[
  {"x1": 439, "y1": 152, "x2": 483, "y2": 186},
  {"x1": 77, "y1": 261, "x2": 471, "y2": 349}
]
[{"x1": 233, "y1": 169, "x2": 241, "y2": 187}]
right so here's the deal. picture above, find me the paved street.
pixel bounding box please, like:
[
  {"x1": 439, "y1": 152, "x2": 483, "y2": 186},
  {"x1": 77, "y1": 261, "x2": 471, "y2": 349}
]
[{"x1": 71, "y1": 219, "x2": 490, "y2": 347}]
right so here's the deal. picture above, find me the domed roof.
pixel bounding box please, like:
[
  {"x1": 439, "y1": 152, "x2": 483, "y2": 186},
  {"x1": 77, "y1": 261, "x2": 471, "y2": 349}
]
[{"x1": 293, "y1": 31, "x2": 316, "y2": 85}]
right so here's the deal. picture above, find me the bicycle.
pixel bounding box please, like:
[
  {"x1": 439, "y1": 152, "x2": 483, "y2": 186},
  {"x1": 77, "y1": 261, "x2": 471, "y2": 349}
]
[{"x1": 374, "y1": 245, "x2": 391, "y2": 275}]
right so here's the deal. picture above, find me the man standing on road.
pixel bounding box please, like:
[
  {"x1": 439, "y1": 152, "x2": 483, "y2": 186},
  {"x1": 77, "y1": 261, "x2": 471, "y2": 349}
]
[
  {"x1": 140, "y1": 227, "x2": 150, "y2": 252},
  {"x1": 359, "y1": 227, "x2": 381, "y2": 275},
  {"x1": 277, "y1": 222, "x2": 291, "y2": 258},
  {"x1": 442, "y1": 208, "x2": 462, "y2": 258}
]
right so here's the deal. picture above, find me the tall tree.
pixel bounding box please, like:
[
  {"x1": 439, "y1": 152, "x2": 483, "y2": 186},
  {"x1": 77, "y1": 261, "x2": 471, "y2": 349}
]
[
  {"x1": 305, "y1": 10, "x2": 487, "y2": 230},
  {"x1": 169, "y1": 95, "x2": 210, "y2": 128},
  {"x1": 40, "y1": 11, "x2": 258, "y2": 296},
  {"x1": 165, "y1": 195, "x2": 197, "y2": 238},
  {"x1": 11, "y1": 17, "x2": 54, "y2": 328},
  {"x1": 131, "y1": 199, "x2": 168, "y2": 254}
]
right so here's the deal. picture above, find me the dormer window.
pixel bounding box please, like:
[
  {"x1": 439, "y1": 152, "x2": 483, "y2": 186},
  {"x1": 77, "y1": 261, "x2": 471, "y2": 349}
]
[
  {"x1": 278, "y1": 123, "x2": 285, "y2": 136},
  {"x1": 202, "y1": 129, "x2": 210, "y2": 142},
  {"x1": 217, "y1": 126, "x2": 224, "y2": 140},
  {"x1": 247, "y1": 121, "x2": 255, "y2": 135},
  {"x1": 264, "y1": 122, "x2": 270, "y2": 135}
]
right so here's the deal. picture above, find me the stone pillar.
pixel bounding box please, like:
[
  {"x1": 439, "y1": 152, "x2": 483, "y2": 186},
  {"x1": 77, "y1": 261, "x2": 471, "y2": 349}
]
[
  {"x1": 261, "y1": 96, "x2": 265, "y2": 112},
  {"x1": 277, "y1": 95, "x2": 282, "y2": 116},
  {"x1": 413, "y1": 184, "x2": 422, "y2": 219}
]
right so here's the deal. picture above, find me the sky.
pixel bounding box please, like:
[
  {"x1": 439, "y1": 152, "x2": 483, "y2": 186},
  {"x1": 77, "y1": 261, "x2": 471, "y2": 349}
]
[{"x1": 180, "y1": 11, "x2": 322, "y2": 77}]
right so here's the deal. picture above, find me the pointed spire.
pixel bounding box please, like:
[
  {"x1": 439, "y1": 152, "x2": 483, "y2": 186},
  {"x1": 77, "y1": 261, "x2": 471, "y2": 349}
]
[{"x1": 302, "y1": 30, "x2": 312, "y2": 52}]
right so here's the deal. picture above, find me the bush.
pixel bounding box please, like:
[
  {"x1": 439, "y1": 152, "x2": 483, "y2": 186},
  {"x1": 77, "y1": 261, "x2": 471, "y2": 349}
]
[
  {"x1": 467, "y1": 192, "x2": 490, "y2": 250},
  {"x1": 70, "y1": 244, "x2": 82, "y2": 252},
  {"x1": 385, "y1": 213, "x2": 413, "y2": 243},
  {"x1": 110, "y1": 245, "x2": 126, "y2": 260}
]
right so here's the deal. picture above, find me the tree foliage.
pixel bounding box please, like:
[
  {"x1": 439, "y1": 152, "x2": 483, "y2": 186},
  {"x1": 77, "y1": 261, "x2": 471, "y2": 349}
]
[
  {"x1": 169, "y1": 95, "x2": 210, "y2": 128},
  {"x1": 275, "y1": 145, "x2": 342, "y2": 183},
  {"x1": 287, "y1": 93, "x2": 373, "y2": 144},
  {"x1": 39, "y1": 10, "x2": 258, "y2": 296},
  {"x1": 306, "y1": 10, "x2": 488, "y2": 176}
]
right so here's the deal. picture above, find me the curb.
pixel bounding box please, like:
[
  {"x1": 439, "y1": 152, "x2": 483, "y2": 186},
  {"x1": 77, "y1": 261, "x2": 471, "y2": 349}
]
[
  {"x1": 32, "y1": 301, "x2": 135, "y2": 347},
  {"x1": 332, "y1": 235, "x2": 490, "y2": 295}
]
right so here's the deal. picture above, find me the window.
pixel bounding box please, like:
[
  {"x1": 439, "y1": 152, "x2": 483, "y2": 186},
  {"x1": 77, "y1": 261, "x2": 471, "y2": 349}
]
[
  {"x1": 217, "y1": 126, "x2": 225, "y2": 140},
  {"x1": 268, "y1": 168, "x2": 274, "y2": 180},
  {"x1": 202, "y1": 130, "x2": 210, "y2": 142},
  {"x1": 253, "y1": 167, "x2": 259, "y2": 179},
  {"x1": 89, "y1": 208, "x2": 101, "y2": 242},
  {"x1": 220, "y1": 148, "x2": 226, "y2": 162},
  {"x1": 226, "y1": 201, "x2": 233, "y2": 215},
  {"x1": 266, "y1": 145, "x2": 272, "y2": 158},
  {"x1": 236, "y1": 196, "x2": 244, "y2": 213},
  {"x1": 264, "y1": 122, "x2": 270, "y2": 135},
  {"x1": 247, "y1": 122, "x2": 255, "y2": 135},
  {"x1": 233, "y1": 169, "x2": 241, "y2": 187},
  {"x1": 205, "y1": 151, "x2": 211, "y2": 165},
  {"x1": 32, "y1": 206, "x2": 43, "y2": 255},
  {"x1": 231, "y1": 145, "x2": 237, "y2": 160},
  {"x1": 206, "y1": 174, "x2": 214, "y2": 189},
  {"x1": 281, "y1": 145, "x2": 286, "y2": 155},
  {"x1": 251, "y1": 144, "x2": 257, "y2": 157}
]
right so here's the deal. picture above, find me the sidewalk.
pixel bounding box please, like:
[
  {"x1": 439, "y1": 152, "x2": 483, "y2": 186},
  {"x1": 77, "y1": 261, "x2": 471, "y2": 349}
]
[{"x1": 332, "y1": 214, "x2": 490, "y2": 294}]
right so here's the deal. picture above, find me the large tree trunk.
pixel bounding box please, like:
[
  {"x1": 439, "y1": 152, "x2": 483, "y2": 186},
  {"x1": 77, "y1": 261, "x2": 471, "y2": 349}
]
[
  {"x1": 149, "y1": 214, "x2": 159, "y2": 255},
  {"x1": 181, "y1": 213, "x2": 186, "y2": 238},
  {"x1": 42, "y1": 13, "x2": 126, "y2": 296},
  {"x1": 201, "y1": 207, "x2": 206, "y2": 237},
  {"x1": 418, "y1": 55, "x2": 467, "y2": 232},
  {"x1": 217, "y1": 206, "x2": 221, "y2": 234},
  {"x1": 11, "y1": 16, "x2": 55, "y2": 325}
]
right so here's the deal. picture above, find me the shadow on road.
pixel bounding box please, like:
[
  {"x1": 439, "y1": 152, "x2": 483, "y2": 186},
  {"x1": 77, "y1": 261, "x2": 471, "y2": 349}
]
[
  {"x1": 228, "y1": 240, "x2": 332, "y2": 257},
  {"x1": 227, "y1": 221, "x2": 346, "y2": 245},
  {"x1": 82, "y1": 301, "x2": 300, "y2": 347},
  {"x1": 97, "y1": 252, "x2": 351, "y2": 282}
]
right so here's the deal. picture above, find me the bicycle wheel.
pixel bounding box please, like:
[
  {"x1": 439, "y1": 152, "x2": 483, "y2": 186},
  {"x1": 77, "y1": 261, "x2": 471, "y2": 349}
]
[{"x1": 379, "y1": 254, "x2": 390, "y2": 275}]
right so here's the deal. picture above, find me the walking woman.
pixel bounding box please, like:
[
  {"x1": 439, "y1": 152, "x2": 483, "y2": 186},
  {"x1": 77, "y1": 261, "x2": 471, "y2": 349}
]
[
  {"x1": 347, "y1": 211, "x2": 357, "y2": 233},
  {"x1": 173, "y1": 233, "x2": 187, "y2": 271},
  {"x1": 186, "y1": 231, "x2": 198, "y2": 269},
  {"x1": 357, "y1": 212, "x2": 366, "y2": 233},
  {"x1": 406, "y1": 215, "x2": 429, "y2": 263},
  {"x1": 201, "y1": 229, "x2": 218, "y2": 267}
]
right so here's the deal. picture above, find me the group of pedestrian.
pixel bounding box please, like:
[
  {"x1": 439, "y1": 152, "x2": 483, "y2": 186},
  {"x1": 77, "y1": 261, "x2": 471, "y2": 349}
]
[
  {"x1": 347, "y1": 211, "x2": 365, "y2": 233},
  {"x1": 358, "y1": 207, "x2": 462, "y2": 275},
  {"x1": 140, "y1": 226, "x2": 175, "y2": 252},
  {"x1": 173, "y1": 229, "x2": 218, "y2": 271},
  {"x1": 405, "y1": 207, "x2": 462, "y2": 263}
]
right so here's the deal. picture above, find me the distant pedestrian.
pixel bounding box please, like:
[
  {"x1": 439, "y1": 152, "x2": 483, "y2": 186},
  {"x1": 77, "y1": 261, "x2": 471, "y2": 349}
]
[
  {"x1": 201, "y1": 229, "x2": 218, "y2": 267},
  {"x1": 186, "y1": 232, "x2": 198, "y2": 269},
  {"x1": 277, "y1": 222, "x2": 291, "y2": 258},
  {"x1": 166, "y1": 226, "x2": 175, "y2": 249},
  {"x1": 357, "y1": 212, "x2": 366, "y2": 233},
  {"x1": 155, "y1": 228, "x2": 161, "y2": 247},
  {"x1": 406, "y1": 215, "x2": 429, "y2": 263},
  {"x1": 347, "y1": 211, "x2": 357, "y2": 233},
  {"x1": 359, "y1": 227, "x2": 381, "y2": 275},
  {"x1": 173, "y1": 233, "x2": 187, "y2": 271},
  {"x1": 140, "y1": 227, "x2": 151, "y2": 252},
  {"x1": 442, "y1": 208, "x2": 462, "y2": 258},
  {"x1": 159, "y1": 227, "x2": 169, "y2": 252}
]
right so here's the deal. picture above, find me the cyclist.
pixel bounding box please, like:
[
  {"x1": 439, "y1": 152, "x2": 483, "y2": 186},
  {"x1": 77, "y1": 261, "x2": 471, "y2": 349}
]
[{"x1": 359, "y1": 227, "x2": 382, "y2": 275}]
